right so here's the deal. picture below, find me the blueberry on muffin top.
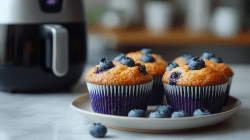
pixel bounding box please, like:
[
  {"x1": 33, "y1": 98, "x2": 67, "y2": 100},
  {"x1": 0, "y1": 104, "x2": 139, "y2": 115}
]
[
  {"x1": 113, "y1": 53, "x2": 125, "y2": 61},
  {"x1": 210, "y1": 57, "x2": 223, "y2": 63},
  {"x1": 100, "y1": 58, "x2": 114, "y2": 69},
  {"x1": 121, "y1": 57, "x2": 135, "y2": 67},
  {"x1": 141, "y1": 53, "x2": 156, "y2": 63},
  {"x1": 141, "y1": 48, "x2": 152, "y2": 54},
  {"x1": 94, "y1": 58, "x2": 114, "y2": 74},
  {"x1": 188, "y1": 57, "x2": 205, "y2": 70},
  {"x1": 202, "y1": 52, "x2": 215, "y2": 60},
  {"x1": 180, "y1": 54, "x2": 192, "y2": 61},
  {"x1": 166, "y1": 62, "x2": 179, "y2": 71}
]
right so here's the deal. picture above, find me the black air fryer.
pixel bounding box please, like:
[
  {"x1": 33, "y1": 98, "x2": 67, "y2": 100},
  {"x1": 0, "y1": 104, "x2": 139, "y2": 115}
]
[{"x1": 0, "y1": 0, "x2": 86, "y2": 92}]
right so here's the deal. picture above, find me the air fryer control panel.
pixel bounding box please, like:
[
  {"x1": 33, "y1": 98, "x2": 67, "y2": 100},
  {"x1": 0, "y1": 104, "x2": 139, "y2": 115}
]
[{"x1": 39, "y1": 0, "x2": 63, "y2": 13}]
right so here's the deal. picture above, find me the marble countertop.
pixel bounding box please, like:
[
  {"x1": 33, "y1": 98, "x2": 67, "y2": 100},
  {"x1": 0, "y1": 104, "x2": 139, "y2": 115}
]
[{"x1": 1, "y1": 64, "x2": 250, "y2": 140}]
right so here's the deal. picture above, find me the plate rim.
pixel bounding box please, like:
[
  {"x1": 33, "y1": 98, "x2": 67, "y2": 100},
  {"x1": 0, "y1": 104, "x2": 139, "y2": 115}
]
[{"x1": 70, "y1": 93, "x2": 242, "y2": 121}]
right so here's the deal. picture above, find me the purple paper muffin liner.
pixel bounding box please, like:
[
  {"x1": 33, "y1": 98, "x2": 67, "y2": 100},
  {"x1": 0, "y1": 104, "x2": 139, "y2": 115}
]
[
  {"x1": 86, "y1": 81, "x2": 154, "y2": 116},
  {"x1": 148, "y1": 76, "x2": 165, "y2": 105},
  {"x1": 224, "y1": 76, "x2": 233, "y2": 105},
  {"x1": 163, "y1": 83, "x2": 227, "y2": 116}
]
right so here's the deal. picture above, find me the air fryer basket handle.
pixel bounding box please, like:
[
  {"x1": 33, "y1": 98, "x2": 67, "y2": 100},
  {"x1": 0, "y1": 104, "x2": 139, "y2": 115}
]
[{"x1": 43, "y1": 25, "x2": 69, "y2": 77}]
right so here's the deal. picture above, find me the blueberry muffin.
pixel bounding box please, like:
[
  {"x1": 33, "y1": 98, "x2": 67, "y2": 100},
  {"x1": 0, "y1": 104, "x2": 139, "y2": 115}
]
[
  {"x1": 126, "y1": 49, "x2": 167, "y2": 105},
  {"x1": 162, "y1": 57, "x2": 228, "y2": 115},
  {"x1": 85, "y1": 58, "x2": 154, "y2": 116},
  {"x1": 202, "y1": 55, "x2": 234, "y2": 105}
]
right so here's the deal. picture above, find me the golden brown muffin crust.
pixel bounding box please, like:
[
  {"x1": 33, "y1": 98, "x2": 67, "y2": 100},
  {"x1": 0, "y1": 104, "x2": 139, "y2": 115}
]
[
  {"x1": 162, "y1": 65, "x2": 228, "y2": 86},
  {"x1": 126, "y1": 51, "x2": 167, "y2": 76},
  {"x1": 204, "y1": 59, "x2": 234, "y2": 77},
  {"x1": 85, "y1": 61, "x2": 153, "y2": 85}
]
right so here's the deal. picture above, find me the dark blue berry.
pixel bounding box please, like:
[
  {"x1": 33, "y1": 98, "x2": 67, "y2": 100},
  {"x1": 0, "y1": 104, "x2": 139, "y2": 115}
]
[
  {"x1": 155, "y1": 104, "x2": 173, "y2": 117},
  {"x1": 128, "y1": 109, "x2": 146, "y2": 117},
  {"x1": 193, "y1": 108, "x2": 211, "y2": 116},
  {"x1": 166, "y1": 62, "x2": 179, "y2": 71},
  {"x1": 138, "y1": 65, "x2": 148, "y2": 75},
  {"x1": 99, "y1": 58, "x2": 114, "y2": 69},
  {"x1": 121, "y1": 57, "x2": 135, "y2": 67},
  {"x1": 168, "y1": 71, "x2": 182, "y2": 85},
  {"x1": 141, "y1": 48, "x2": 152, "y2": 54},
  {"x1": 188, "y1": 57, "x2": 205, "y2": 70},
  {"x1": 180, "y1": 54, "x2": 192, "y2": 61},
  {"x1": 141, "y1": 53, "x2": 156, "y2": 63},
  {"x1": 171, "y1": 110, "x2": 189, "y2": 118},
  {"x1": 89, "y1": 123, "x2": 107, "y2": 138},
  {"x1": 94, "y1": 67, "x2": 107, "y2": 74},
  {"x1": 113, "y1": 53, "x2": 125, "y2": 61},
  {"x1": 210, "y1": 57, "x2": 223, "y2": 63},
  {"x1": 202, "y1": 52, "x2": 215, "y2": 60},
  {"x1": 149, "y1": 111, "x2": 167, "y2": 118}
]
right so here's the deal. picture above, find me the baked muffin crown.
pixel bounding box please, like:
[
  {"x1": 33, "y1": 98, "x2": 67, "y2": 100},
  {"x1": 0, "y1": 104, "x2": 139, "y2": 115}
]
[
  {"x1": 126, "y1": 51, "x2": 167, "y2": 76},
  {"x1": 85, "y1": 61, "x2": 153, "y2": 85},
  {"x1": 162, "y1": 65, "x2": 228, "y2": 86},
  {"x1": 204, "y1": 59, "x2": 234, "y2": 77}
]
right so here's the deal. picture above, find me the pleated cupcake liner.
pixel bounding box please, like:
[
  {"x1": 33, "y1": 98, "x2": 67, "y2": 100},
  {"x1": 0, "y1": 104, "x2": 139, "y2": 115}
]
[
  {"x1": 224, "y1": 76, "x2": 233, "y2": 105},
  {"x1": 86, "y1": 81, "x2": 154, "y2": 116},
  {"x1": 163, "y1": 83, "x2": 228, "y2": 116},
  {"x1": 148, "y1": 76, "x2": 165, "y2": 105}
]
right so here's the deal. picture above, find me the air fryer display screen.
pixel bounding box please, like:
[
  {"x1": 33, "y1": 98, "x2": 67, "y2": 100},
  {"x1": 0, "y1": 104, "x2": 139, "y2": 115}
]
[
  {"x1": 46, "y1": 0, "x2": 58, "y2": 6},
  {"x1": 39, "y1": 0, "x2": 62, "y2": 13}
]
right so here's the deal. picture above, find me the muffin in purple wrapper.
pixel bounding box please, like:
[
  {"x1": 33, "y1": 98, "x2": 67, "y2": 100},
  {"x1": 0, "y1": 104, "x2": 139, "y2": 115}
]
[
  {"x1": 203, "y1": 58, "x2": 234, "y2": 105},
  {"x1": 85, "y1": 58, "x2": 154, "y2": 116},
  {"x1": 162, "y1": 57, "x2": 229, "y2": 116},
  {"x1": 126, "y1": 50, "x2": 167, "y2": 105}
]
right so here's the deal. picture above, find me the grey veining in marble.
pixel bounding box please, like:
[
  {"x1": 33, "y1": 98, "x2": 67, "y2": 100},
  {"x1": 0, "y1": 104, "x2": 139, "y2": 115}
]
[{"x1": 1, "y1": 64, "x2": 250, "y2": 140}]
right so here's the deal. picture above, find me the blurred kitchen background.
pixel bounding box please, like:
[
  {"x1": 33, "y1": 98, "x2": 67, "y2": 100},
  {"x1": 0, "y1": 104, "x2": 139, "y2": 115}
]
[{"x1": 85, "y1": 0, "x2": 250, "y2": 64}]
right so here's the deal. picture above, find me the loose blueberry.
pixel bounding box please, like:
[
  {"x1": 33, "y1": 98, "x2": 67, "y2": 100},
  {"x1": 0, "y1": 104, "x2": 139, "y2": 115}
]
[
  {"x1": 171, "y1": 110, "x2": 189, "y2": 118},
  {"x1": 166, "y1": 62, "x2": 179, "y2": 71},
  {"x1": 99, "y1": 58, "x2": 114, "y2": 69},
  {"x1": 180, "y1": 54, "x2": 192, "y2": 61},
  {"x1": 141, "y1": 48, "x2": 152, "y2": 54},
  {"x1": 188, "y1": 57, "x2": 205, "y2": 70},
  {"x1": 210, "y1": 57, "x2": 223, "y2": 63},
  {"x1": 149, "y1": 111, "x2": 167, "y2": 118},
  {"x1": 202, "y1": 52, "x2": 215, "y2": 60},
  {"x1": 155, "y1": 104, "x2": 173, "y2": 117},
  {"x1": 193, "y1": 108, "x2": 211, "y2": 116},
  {"x1": 89, "y1": 123, "x2": 107, "y2": 138},
  {"x1": 113, "y1": 53, "x2": 125, "y2": 61},
  {"x1": 121, "y1": 57, "x2": 135, "y2": 67},
  {"x1": 141, "y1": 53, "x2": 156, "y2": 63},
  {"x1": 128, "y1": 109, "x2": 146, "y2": 117}
]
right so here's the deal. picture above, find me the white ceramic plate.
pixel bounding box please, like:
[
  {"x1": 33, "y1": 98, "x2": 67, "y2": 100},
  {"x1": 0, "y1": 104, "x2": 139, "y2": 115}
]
[{"x1": 70, "y1": 94, "x2": 241, "y2": 133}]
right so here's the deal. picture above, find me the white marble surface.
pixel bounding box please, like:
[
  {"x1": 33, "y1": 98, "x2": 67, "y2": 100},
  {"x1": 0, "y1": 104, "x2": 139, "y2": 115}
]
[{"x1": 1, "y1": 64, "x2": 250, "y2": 140}]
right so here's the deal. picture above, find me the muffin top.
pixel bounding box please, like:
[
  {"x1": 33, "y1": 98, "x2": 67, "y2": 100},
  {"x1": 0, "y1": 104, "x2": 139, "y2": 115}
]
[
  {"x1": 162, "y1": 58, "x2": 228, "y2": 86},
  {"x1": 85, "y1": 59, "x2": 153, "y2": 85},
  {"x1": 204, "y1": 59, "x2": 234, "y2": 77},
  {"x1": 173, "y1": 54, "x2": 192, "y2": 66},
  {"x1": 173, "y1": 57, "x2": 187, "y2": 66},
  {"x1": 126, "y1": 51, "x2": 167, "y2": 76}
]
